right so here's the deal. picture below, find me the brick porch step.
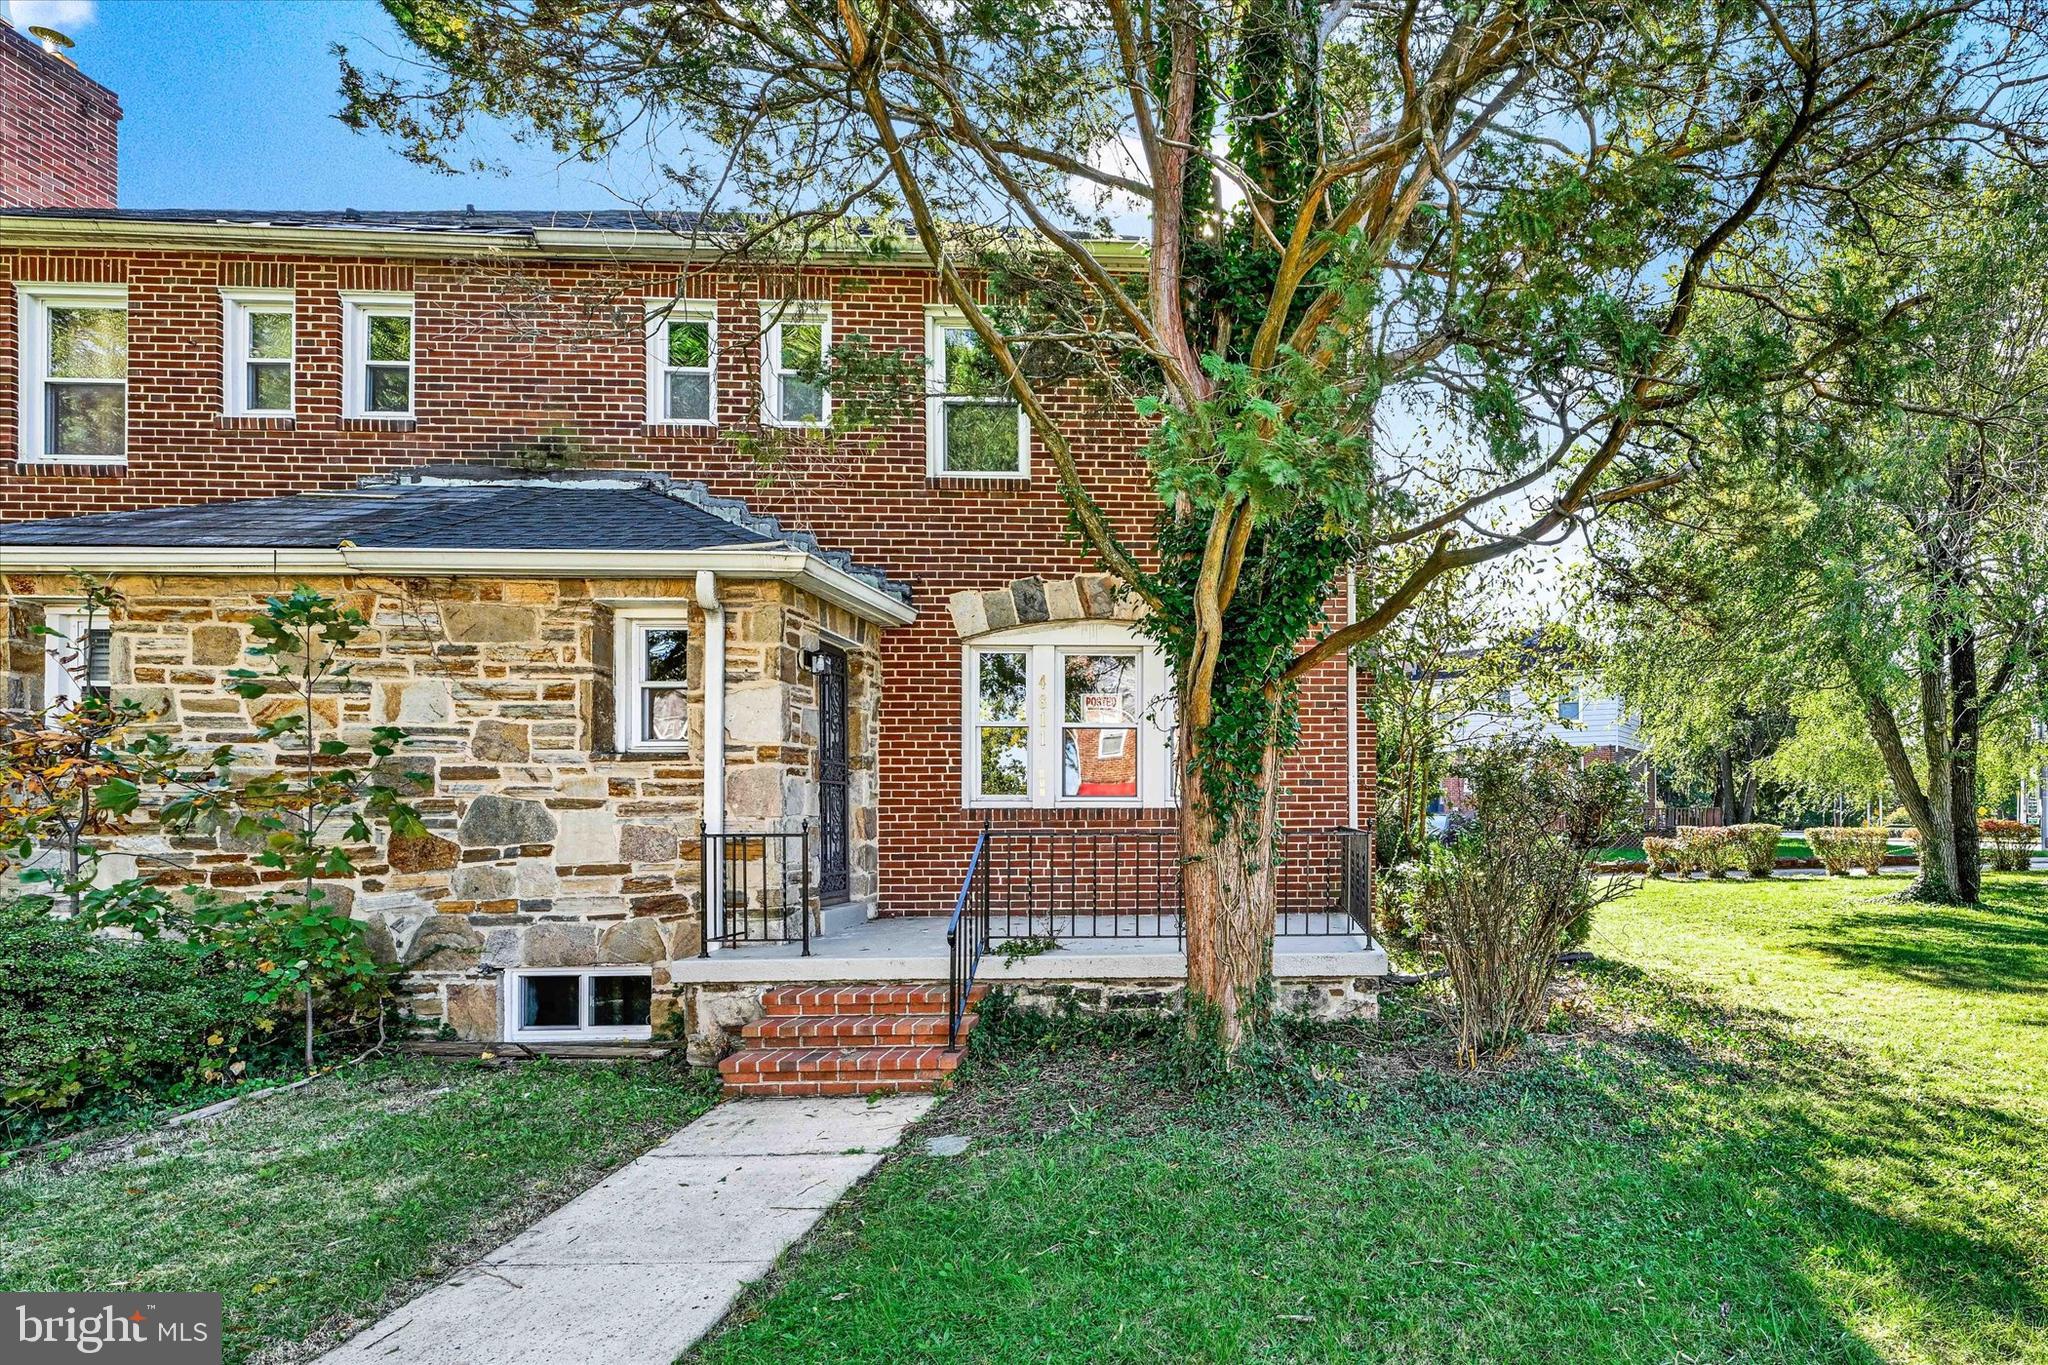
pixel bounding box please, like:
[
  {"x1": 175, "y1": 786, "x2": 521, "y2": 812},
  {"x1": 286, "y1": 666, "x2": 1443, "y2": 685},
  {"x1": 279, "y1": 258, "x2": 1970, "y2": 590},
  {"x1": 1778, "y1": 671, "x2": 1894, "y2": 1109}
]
[
  {"x1": 742, "y1": 1012, "x2": 955, "y2": 1044},
  {"x1": 760, "y1": 984, "x2": 982, "y2": 1017},
  {"x1": 719, "y1": 983, "x2": 986, "y2": 1097},
  {"x1": 723, "y1": 1044, "x2": 963, "y2": 1077}
]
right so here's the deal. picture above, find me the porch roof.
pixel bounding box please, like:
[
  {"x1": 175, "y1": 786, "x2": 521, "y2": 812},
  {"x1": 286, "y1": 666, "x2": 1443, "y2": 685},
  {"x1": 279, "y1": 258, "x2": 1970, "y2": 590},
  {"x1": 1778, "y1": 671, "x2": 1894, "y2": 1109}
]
[{"x1": 0, "y1": 469, "x2": 917, "y2": 627}]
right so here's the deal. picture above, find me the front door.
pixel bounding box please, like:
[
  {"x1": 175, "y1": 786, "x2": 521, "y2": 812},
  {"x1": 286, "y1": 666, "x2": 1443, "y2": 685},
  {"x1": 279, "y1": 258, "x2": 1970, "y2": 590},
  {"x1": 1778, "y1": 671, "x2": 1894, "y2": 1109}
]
[{"x1": 816, "y1": 643, "x2": 850, "y2": 903}]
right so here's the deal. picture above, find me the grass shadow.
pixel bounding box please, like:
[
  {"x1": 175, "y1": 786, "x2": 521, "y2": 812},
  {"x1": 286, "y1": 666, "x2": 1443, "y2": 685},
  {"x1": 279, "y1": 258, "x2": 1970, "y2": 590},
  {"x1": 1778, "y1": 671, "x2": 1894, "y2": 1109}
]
[{"x1": 1793, "y1": 875, "x2": 2048, "y2": 995}]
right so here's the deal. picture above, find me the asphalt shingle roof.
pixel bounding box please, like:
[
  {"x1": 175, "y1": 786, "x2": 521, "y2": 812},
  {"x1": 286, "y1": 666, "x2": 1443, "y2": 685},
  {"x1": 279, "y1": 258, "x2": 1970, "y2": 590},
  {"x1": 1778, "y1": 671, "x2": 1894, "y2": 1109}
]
[{"x1": 0, "y1": 483, "x2": 777, "y2": 552}]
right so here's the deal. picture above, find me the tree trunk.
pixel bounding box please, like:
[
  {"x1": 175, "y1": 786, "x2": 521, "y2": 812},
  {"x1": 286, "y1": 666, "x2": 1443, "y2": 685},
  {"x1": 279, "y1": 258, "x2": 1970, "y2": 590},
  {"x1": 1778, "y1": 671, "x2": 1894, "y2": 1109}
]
[
  {"x1": 1716, "y1": 750, "x2": 1738, "y2": 825},
  {"x1": 1179, "y1": 734, "x2": 1279, "y2": 1055},
  {"x1": 1947, "y1": 619, "x2": 1984, "y2": 903}
]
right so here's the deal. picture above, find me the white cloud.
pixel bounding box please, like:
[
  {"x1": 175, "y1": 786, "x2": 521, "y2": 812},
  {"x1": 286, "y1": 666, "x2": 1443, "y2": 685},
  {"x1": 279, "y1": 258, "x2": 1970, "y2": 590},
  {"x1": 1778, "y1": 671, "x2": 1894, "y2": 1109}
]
[{"x1": 4, "y1": 0, "x2": 99, "y2": 35}]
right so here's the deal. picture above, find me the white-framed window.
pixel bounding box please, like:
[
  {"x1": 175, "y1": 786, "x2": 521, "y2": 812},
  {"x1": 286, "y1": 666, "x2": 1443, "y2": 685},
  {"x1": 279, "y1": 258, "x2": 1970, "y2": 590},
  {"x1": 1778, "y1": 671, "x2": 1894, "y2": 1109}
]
[
  {"x1": 962, "y1": 621, "x2": 1176, "y2": 808},
  {"x1": 222, "y1": 290, "x2": 295, "y2": 417},
  {"x1": 760, "y1": 303, "x2": 828, "y2": 428},
  {"x1": 927, "y1": 311, "x2": 1027, "y2": 477},
  {"x1": 1557, "y1": 692, "x2": 1581, "y2": 722},
  {"x1": 341, "y1": 292, "x2": 414, "y2": 418},
  {"x1": 41, "y1": 604, "x2": 112, "y2": 707},
  {"x1": 16, "y1": 283, "x2": 128, "y2": 464},
  {"x1": 646, "y1": 300, "x2": 716, "y2": 425},
  {"x1": 614, "y1": 616, "x2": 690, "y2": 753},
  {"x1": 504, "y1": 967, "x2": 653, "y2": 1042}
]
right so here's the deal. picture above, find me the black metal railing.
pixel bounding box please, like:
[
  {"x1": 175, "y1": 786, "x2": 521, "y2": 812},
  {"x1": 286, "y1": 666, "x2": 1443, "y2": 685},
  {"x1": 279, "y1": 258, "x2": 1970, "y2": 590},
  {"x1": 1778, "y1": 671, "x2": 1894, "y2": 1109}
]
[
  {"x1": 699, "y1": 822, "x2": 812, "y2": 956},
  {"x1": 970, "y1": 823, "x2": 1375, "y2": 943},
  {"x1": 944, "y1": 825, "x2": 991, "y2": 1050},
  {"x1": 943, "y1": 821, "x2": 1375, "y2": 1049},
  {"x1": 983, "y1": 826, "x2": 1185, "y2": 941},
  {"x1": 1271, "y1": 825, "x2": 1375, "y2": 943}
]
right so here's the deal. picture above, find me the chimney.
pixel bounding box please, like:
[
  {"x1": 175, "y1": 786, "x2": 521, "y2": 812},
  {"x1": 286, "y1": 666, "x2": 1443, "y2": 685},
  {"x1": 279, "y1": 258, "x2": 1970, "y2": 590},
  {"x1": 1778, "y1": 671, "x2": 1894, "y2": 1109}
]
[{"x1": 0, "y1": 15, "x2": 121, "y2": 209}]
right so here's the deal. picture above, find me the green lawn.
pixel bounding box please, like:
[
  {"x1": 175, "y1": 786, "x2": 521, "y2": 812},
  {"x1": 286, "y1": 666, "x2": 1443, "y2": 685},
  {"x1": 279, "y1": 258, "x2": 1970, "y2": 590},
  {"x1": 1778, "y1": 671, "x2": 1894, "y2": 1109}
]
[
  {"x1": 692, "y1": 874, "x2": 2048, "y2": 1364},
  {"x1": 0, "y1": 1058, "x2": 717, "y2": 1363}
]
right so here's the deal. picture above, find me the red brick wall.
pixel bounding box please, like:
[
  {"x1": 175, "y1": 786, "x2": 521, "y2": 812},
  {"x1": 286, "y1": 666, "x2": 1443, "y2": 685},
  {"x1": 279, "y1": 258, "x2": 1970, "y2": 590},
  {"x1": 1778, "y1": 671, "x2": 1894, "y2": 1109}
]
[
  {"x1": 0, "y1": 23, "x2": 119, "y2": 209},
  {"x1": 0, "y1": 243, "x2": 1372, "y2": 912}
]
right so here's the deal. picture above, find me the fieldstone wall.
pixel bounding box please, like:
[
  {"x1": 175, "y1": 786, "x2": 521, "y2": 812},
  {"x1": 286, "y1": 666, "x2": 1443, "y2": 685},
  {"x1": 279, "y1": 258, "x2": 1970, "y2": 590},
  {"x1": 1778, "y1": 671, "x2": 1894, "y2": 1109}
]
[
  {"x1": 674, "y1": 974, "x2": 1378, "y2": 1064},
  {"x1": 0, "y1": 571, "x2": 883, "y2": 1039}
]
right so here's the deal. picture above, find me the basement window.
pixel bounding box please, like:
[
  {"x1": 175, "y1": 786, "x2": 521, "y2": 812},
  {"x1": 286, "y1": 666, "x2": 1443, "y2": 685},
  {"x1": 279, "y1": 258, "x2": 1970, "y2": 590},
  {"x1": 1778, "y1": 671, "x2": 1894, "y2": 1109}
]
[{"x1": 506, "y1": 969, "x2": 653, "y2": 1042}]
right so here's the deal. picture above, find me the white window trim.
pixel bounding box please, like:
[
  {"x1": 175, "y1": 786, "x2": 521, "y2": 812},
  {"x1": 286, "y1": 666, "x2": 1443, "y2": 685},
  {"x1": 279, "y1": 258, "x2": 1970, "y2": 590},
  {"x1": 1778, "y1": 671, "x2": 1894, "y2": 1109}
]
[
  {"x1": 759, "y1": 303, "x2": 830, "y2": 429},
  {"x1": 40, "y1": 602, "x2": 110, "y2": 706},
  {"x1": 221, "y1": 288, "x2": 296, "y2": 418},
  {"x1": 613, "y1": 610, "x2": 691, "y2": 754},
  {"x1": 503, "y1": 967, "x2": 654, "y2": 1043},
  {"x1": 961, "y1": 620, "x2": 1176, "y2": 810},
  {"x1": 15, "y1": 282, "x2": 128, "y2": 466},
  {"x1": 925, "y1": 309, "x2": 1029, "y2": 480},
  {"x1": 645, "y1": 299, "x2": 717, "y2": 426},
  {"x1": 340, "y1": 291, "x2": 415, "y2": 420}
]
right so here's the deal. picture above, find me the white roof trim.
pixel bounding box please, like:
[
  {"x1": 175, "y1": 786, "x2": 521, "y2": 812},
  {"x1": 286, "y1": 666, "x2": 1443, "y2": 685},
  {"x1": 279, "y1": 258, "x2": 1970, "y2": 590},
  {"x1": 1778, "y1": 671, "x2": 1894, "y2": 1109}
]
[
  {"x1": 0, "y1": 545, "x2": 917, "y2": 628},
  {"x1": 0, "y1": 215, "x2": 1151, "y2": 268}
]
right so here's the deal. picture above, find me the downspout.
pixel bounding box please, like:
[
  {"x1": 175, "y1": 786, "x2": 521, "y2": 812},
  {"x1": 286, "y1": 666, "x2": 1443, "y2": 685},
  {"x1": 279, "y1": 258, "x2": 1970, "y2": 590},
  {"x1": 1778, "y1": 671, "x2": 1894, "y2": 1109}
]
[
  {"x1": 697, "y1": 570, "x2": 726, "y2": 945},
  {"x1": 1346, "y1": 567, "x2": 1359, "y2": 829}
]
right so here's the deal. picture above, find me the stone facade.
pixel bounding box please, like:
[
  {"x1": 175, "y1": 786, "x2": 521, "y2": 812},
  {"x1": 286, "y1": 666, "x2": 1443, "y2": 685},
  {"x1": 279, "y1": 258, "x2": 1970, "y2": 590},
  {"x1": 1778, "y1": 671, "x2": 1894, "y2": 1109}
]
[{"x1": 0, "y1": 571, "x2": 882, "y2": 1037}]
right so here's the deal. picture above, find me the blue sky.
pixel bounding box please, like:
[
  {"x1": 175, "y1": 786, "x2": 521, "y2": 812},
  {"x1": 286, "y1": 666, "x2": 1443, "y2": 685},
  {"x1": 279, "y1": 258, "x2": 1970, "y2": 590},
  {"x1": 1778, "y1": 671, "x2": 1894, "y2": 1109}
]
[{"x1": 7, "y1": 0, "x2": 648, "y2": 209}]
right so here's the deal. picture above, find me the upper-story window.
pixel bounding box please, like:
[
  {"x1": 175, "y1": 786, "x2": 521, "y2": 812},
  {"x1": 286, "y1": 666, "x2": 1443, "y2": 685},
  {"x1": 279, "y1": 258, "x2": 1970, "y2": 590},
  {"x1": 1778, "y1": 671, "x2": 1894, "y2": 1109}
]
[
  {"x1": 761, "y1": 304, "x2": 828, "y2": 428},
  {"x1": 223, "y1": 291, "x2": 295, "y2": 417},
  {"x1": 963, "y1": 621, "x2": 1176, "y2": 809},
  {"x1": 928, "y1": 313, "x2": 1026, "y2": 478},
  {"x1": 342, "y1": 293, "x2": 414, "y2": 419},
  {"x1": 1557, "y1": 691, "x2": 1581, "y2": 722},
  {"x1": 647, "y1": 301, "x2": 715, "y2": 425},
  {"x1": 17, "y1": 283, "x2": 127, "y2": 464}
]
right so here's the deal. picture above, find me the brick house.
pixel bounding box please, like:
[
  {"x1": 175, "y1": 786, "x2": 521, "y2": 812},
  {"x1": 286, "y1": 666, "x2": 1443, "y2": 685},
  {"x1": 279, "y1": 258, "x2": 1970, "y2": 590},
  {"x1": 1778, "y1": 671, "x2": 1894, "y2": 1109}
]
[{"x1": 0, "y1": 21, "x2": 1381, "y2": 1092}]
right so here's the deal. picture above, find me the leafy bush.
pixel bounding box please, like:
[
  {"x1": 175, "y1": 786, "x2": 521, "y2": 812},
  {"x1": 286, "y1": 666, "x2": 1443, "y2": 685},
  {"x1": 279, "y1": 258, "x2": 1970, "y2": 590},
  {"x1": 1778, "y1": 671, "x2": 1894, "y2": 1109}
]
[
  {"x1": 1676, "y1": 825, "x2": 1737, "y2": 878},
  {"x1": 1807, "y1": 826, "x2": 1888, "y2": 875},
  {"x1": 1418, "y1": 740, "x2": 1638, "y2": 1064},
  {"x1": 1980, "y1": 818, "x2": 2036, "y2": 872},
  {"x1": 1642, "y1": 835, "x2": 1680, "y2": 876},
  {"x1": 0, "y1": 899, "x2": 281, "y2": 1128},
  {"x1": 1728, "y1": 823, "x2": 1781, "y2": 878}
]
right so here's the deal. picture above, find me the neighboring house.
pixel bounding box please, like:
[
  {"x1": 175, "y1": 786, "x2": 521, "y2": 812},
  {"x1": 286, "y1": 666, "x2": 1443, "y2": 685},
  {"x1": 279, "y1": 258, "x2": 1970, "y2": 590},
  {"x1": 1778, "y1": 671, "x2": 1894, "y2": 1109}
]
[
  {"x1": 0, "y1": 22, "x2": 1382, "y2": 1092},
  {"x1": 1448, "y1": 679, "x2": 1645, "y2": 762}
]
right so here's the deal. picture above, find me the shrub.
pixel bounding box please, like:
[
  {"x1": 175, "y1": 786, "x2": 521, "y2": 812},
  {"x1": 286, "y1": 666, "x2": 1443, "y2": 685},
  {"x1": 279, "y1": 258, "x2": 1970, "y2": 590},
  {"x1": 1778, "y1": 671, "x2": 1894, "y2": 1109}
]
[
  {"x1": 1728, "y1": 823, "x2": 1781, "y2": 878},
  {"x1": 1642, "y1": 835, "x2": 1681, "y2": 876},
  {"x1": 1418, "y1": 739, "x2": 1638, "y2": 1064},
  {"x1": 1806, "y1": 826, "x2": 1888, "y2": 875},
  {"x1": 1676, "y1": 825, "x2": 1737, "y2": 878},
  {"x1": 1980, "y1": 818, "x2": 2035, "y2": 872},
  {"x1": 0, "y1": 898, "x2": 281, "y2": 1127}
]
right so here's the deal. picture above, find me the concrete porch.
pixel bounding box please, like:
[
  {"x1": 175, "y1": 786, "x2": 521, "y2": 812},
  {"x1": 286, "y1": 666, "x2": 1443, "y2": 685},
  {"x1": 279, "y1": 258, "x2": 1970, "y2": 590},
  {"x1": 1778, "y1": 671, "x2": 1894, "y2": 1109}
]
[
  {"x1": 671, "y1": 911, "x2": 1388, "y2": 984},
  {"x1": 668, "y1": 913, "x2": 1390, "y2": 1077}
]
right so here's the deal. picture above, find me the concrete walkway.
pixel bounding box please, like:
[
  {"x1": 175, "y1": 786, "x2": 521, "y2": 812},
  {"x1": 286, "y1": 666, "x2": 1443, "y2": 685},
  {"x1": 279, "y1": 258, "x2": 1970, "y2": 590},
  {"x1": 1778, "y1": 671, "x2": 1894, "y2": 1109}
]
[{"x1": 318, "y1": 1095, "x2": 933, "y2": 1365}]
